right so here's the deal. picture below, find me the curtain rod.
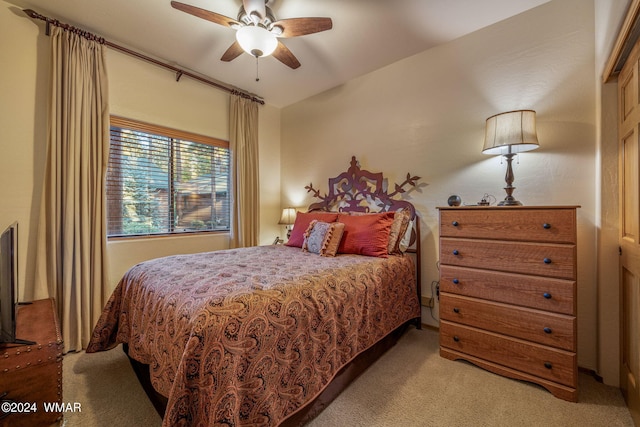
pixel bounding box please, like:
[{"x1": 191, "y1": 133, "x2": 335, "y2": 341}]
[{"x1": 22, "y1": 9, "x2": 265, "y2": 105}]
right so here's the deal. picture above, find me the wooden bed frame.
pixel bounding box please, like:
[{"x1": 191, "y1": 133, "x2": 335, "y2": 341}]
[{"x1": 125, "y1": 156, "x2": 423, "y2": 426}]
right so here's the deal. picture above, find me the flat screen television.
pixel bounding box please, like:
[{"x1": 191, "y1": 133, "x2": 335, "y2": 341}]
[
  {"x1": 0, "y1": 222, "x2": 18, "y2": 343},
  {"x1": 0, "y1": 222, "x2": 33, "y2": 345}
]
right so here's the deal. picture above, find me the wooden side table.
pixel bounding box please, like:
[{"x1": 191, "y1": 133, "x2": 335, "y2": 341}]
[{"x1": 0, "y1": 298, "x2": 63, "y2": 426}]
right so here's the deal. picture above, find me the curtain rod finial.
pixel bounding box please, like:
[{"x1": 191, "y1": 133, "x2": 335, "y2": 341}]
[{"x1": 23, "y1": 9, "x2": 39, "y2": 18}]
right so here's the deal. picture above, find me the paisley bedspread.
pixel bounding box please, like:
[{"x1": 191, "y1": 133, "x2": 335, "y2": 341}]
[{"x1": 87, "y1": 244, "x2": 419, "y2": 426}]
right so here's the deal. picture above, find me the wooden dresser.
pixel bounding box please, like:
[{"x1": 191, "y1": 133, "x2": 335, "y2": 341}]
[
  {"x1": 437, "y1": 206, "x2": 578, "y2": 402},
  {"x1": 0, "y1": 298, "x2": 63, "y2": 426}
]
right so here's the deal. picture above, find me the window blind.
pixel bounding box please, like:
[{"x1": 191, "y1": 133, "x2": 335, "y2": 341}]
[{"x1": 106, "y1": 117, "x2": 230, "y2": 237}]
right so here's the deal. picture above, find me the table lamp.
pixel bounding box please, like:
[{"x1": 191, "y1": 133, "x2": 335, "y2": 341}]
[
  {"x1": 278, "y1": 208, "x2": 297, "y2": 239},
  {"x1": 482, "y1": 110, "x2": 539, "y2": 206}
]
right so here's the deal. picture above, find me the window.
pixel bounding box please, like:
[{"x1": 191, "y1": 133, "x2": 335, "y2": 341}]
[{"x1": 106, "y1": 117, "x2": 230, "y2": 237}]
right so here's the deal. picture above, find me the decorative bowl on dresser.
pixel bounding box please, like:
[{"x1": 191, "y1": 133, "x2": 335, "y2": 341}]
[{"x1": 437, "y1": 206, "x2": 579, "y2": 402}]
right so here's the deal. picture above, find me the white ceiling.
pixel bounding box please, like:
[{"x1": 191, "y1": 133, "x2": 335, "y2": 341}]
[{"x1": 9, "y1": 0, "x2": 550, "y2": 107}]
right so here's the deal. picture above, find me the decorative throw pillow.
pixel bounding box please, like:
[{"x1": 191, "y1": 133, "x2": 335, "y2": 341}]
[
  {"x1": 337, "y1": 212, "x2": 395, "y2": 257},
  {"x1": 285, "y1": 211, "x2": 339, "y2": 248},
  {"x1": 302, "y1": 220, "x2": 345, "y2": 256},
  {"x1": 350, "y1": 209, "x2": 412, "y2": 254},
  {"x1": 398, "y1": 217, "x2": 414, "y2": 252},
  {"x1": 388, "y1": 209, "x2": 412, "y2": 254}
]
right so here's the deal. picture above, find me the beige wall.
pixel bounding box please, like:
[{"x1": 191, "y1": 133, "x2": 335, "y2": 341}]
[
  {"x1": 281, "y1": 0, "x2": 601, "y2": 374},
  {"x1": 0, "y1": 1, "x2": 282, "y2": 297},
  {"x1": 0, "y1": 2, "x2": 47, "y2": 304}
]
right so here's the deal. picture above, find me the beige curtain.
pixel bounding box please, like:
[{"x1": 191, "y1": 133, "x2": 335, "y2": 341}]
[
  {"x1": 229, "y1": 93, "x2": 259, "y2": 248},
  {"x1": 31, "y1": 26, "x2": 110, "y2": 353}
]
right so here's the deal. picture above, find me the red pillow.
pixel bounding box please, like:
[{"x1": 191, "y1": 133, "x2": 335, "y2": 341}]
[
  {"x1": 285, "y1": 211, "x2": 339, "y2": 248},
  {"x1": 337, "y1": 212, "x2": 395, "y2": 257}
]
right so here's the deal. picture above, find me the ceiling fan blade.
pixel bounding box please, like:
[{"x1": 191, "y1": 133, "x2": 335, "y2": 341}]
[
  {"x1": 272, "y1": 41, "x2": 301, "y2": 69},
  {"x1": 272, "y1": 17, "x2": 333, "y2": 38},
  {"x1": 171, "y1": 1, "x2": 240, "y2": 28},
  {"x1": 242, "y1": 0, "x2": 266, "y2": 21},
  {"x1": 221, "y1": 41, "x2": 245, "y2": 62}
]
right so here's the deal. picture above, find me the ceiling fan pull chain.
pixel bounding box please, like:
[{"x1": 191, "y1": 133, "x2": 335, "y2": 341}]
[{"x1": 256, "y1": 56, "x2": 260, "y2": 82}]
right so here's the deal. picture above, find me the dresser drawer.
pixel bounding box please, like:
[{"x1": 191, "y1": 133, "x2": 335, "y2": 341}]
[
  {"x1": 440, "y1": 265, "x2": 576, "y2": 315},
  {"x1": 440, "y1": 208, "x2": 576, "y2": 243},
  {"x1": 440, "y1": 238, "x2": 576, "y2": 280},
  {"x1": 440, "y1": 294, "x2": 576, "y2": 351},
  {"x1": 440, "y1": 321, "x2": 576, "y2": 387}
]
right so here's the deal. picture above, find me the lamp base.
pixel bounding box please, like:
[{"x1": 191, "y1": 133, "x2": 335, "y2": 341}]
[
  {"x1": 498, "y1": 197, "x2": 523, "y2": 206},
  {"x1": 499, "y1": 154, "x2": 523, "y2": 207}
]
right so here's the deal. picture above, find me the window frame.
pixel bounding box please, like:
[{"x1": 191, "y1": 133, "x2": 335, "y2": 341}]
[{"x1": 107, "y1": 116, "x2": 230, "y2": 240}]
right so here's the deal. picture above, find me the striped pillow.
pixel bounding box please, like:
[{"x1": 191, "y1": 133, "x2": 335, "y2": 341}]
[{"x1": 337, "y1": 212, "x2": 395, "y2": 257}]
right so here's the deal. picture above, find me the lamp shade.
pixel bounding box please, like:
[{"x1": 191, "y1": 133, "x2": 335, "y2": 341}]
[
  {"x1": 482, "y1": 110, "x2": 539, "y2": 155},
  {"x1": 278, "y1": 208, "x2": 297, "y2": 225},
  {"x1": 236, "y1": 25, "x2": 278, "y2": 58}
]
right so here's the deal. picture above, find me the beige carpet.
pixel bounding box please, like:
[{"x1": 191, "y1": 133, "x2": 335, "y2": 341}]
[{"x1": 61, "y1": 328, "x2": 633, "y2": 426}]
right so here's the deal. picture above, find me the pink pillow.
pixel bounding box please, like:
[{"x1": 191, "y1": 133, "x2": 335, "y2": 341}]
[
  {"x1": 285, "y1": 211, "x2": 339, "y2": 248},
  {"x1": 337, "y1": 212, "x2": 395, "y2": 257}
]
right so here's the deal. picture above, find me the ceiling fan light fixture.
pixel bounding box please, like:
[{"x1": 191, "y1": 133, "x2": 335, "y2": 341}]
[
  {"x1": 236, "y1": 25, "x2": 278, "y2": 57},
  {"x1": 249, "y1": 11, "x2": 261, "y2": 25},
  {"x1": 171, "y1": 1, "x2": 332, "y2": 69}
]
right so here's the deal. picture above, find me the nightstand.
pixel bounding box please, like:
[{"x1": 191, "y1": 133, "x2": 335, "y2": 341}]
[{"x1": 0, "y1": 298, "x2": 63, "y2": 426}]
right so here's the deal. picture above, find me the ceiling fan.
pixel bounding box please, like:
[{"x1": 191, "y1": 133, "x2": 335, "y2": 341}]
[{"x1": 170, "y1": 0, "x2": 333, "y2": 69}]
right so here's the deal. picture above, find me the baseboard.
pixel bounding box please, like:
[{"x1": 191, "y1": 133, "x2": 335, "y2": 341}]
[
  {"x1": 421, "y1": 296, "x2": 434, "y2": 307},
  {"x1": 578, "y1": 366, "x2": 603, "y2": 383},
  {"x1": 420, "y1": 323, "x2": 439, "y2": 332}
]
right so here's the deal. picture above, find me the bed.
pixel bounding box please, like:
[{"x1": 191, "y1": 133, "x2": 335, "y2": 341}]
[{"x1": 87, "y1": 157, "x2": 423, "y2": 426}]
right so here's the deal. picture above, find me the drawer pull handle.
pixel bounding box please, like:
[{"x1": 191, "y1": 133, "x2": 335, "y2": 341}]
[
  {"x1": 543, "y1": 258, "x2": 552, "y2": 264},
  {"x1": 543, "y1": 327, "x2": 552, "y2": 334},
  {"x1": 452, "y1": 278, "x2": 459, "y2": 284},
  {"x1": 452, "y1": 221, "x2": 459, "y2": 227},
  {"x1": 453, "y1": 250, "x2": 459, "y2": 256},
  {"x1": 453, "y1": 336, "x2": 460, "y2": 342},
  {"x1": 453, "y1": 308, "x2": 460, "y2": 314},
  {"x1": 544, "y1": 362, "x2": 553, "y2": 369},
  {"x1": 543, "y1": 292, "x2": 552, "y2": 299},
  {"x1": 543, "y1": 223, "x2": 551, "y2": 229}
]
